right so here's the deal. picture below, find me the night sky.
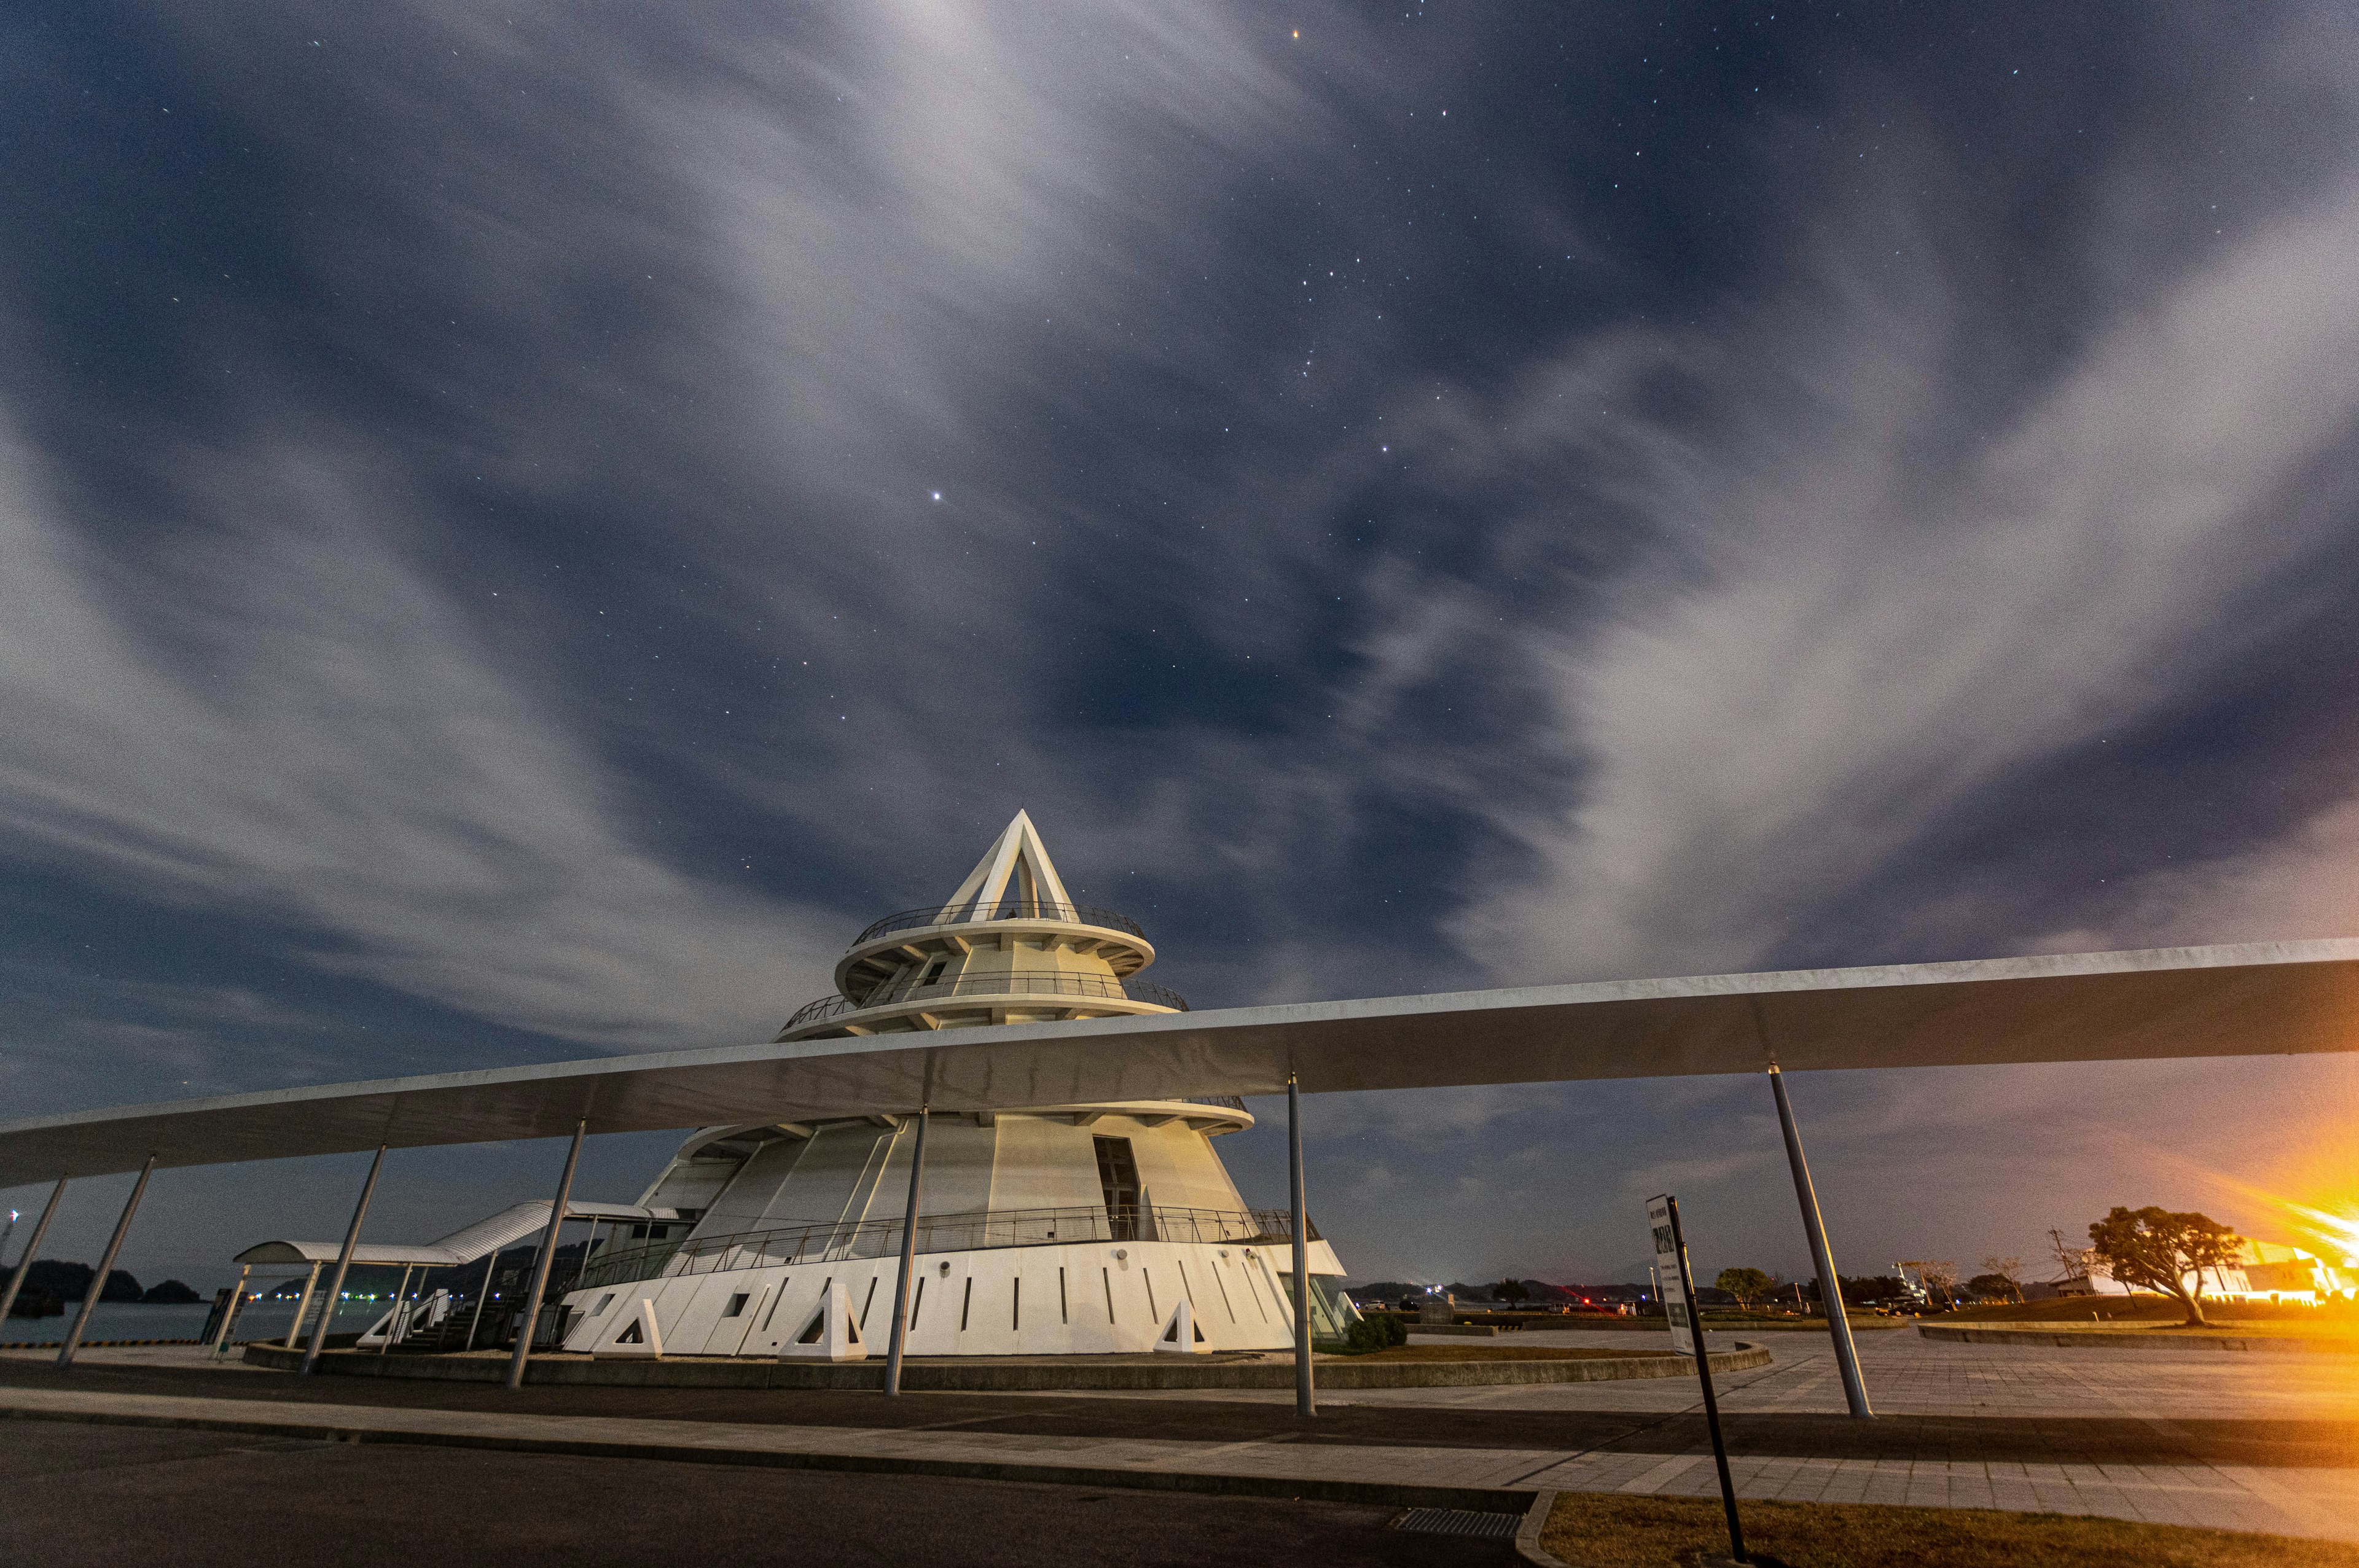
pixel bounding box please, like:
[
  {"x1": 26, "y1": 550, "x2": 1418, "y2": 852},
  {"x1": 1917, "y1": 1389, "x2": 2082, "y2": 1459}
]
[{"x1": 8, "y1": 1, "x2": 2359, "y2": 1293}]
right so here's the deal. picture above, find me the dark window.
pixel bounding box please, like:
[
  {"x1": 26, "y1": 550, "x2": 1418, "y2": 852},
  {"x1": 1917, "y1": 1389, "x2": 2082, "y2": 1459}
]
[
  {"x1": 723, "y1": 1293, "x2": 749, "y2": 1318},
  {"x1": 1093, "y1": 1135, "x2": 1141, "y2": 1242}
]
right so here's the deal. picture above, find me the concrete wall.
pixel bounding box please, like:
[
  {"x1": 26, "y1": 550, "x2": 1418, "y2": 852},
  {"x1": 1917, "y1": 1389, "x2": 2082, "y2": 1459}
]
[{"x1": 560, "y1": 1232, "x2": 1332, "y2": 1358}]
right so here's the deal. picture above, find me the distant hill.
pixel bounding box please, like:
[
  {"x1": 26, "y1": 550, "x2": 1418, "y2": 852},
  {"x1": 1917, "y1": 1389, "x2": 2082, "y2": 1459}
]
[{"x1": 0, "y1": 1260, "x2": 142, "y2": 1302}]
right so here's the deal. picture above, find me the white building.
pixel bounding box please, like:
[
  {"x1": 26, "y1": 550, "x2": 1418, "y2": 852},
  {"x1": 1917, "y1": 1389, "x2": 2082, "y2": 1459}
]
[{"x1": 539, "y1": 813, "x2": 1355, "y2": 1358}]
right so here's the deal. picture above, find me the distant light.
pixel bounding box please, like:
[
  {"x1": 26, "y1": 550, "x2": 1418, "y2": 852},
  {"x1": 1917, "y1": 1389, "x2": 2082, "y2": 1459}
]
[{"x1": 931, "y1": 491, "x2": 943, "y2": 502}]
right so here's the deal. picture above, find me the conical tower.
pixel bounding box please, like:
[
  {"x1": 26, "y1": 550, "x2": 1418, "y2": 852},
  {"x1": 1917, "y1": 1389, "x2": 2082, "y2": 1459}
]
[
  {"x1": 541, "y1": 813, "x2": 1360, "y2": 1359},
  {"x1": 777, "y1": 811, "x2": 1186, "y2": 1040}
]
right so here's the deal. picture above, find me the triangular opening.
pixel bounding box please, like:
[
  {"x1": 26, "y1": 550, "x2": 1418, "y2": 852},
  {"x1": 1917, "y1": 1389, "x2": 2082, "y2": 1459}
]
[
  {"x1": 616, "y1": 1320, "x2": 643, "y2": 1344},
  {"x1": 796, "y1": 1309, "x2": 826, "y2": 1344}
]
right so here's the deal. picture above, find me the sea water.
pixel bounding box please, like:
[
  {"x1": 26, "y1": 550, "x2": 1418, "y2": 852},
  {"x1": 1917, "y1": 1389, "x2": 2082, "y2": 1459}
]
[{"x1": 2, "y1": 1298, "x2": 393, "y2": 1346}]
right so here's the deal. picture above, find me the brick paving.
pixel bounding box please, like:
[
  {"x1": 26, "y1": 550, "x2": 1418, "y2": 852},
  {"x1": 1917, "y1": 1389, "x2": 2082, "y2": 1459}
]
[{"x1": 9, "y1": 1327, "x2": 2359, "y2": 1540}]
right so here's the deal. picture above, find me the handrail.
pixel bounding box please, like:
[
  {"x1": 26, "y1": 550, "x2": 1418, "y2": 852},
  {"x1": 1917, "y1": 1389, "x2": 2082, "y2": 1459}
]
[
  {"x1": 571, "y1": 1204, "x2": 1314, "y2": 1293},
  {"x1": 853, "y1": 900, "x2": 1146, "y2": 947},
  {"x1": 782, "y1": 972, "x2": 1188, "y2": 1033}
]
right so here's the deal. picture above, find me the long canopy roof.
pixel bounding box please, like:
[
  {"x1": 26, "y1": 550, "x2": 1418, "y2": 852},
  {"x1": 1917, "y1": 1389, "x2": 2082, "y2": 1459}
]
[{"x1": 4, "y1": 938, "x2": 2357, "y2": 1187}]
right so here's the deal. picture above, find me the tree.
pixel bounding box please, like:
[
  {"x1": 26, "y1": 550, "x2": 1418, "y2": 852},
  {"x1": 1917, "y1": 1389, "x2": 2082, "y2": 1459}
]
[
  {"x1": 1979, "y1": 1255, "x2": 2024, "y2": 1303},
  {"x1": 1714, "y1": 1267, "x2": 1773, "y2": 1309},
  {"x1": 2086, "y1": 1207, "x2": 2244, "y2": 1327},
  {"x1": 1898, "y1": 1259, "x2": 1958, "y2": 1306},
  {"x1": 1489, "y1": 1279, "x2": 1532, "y2": 1305}
]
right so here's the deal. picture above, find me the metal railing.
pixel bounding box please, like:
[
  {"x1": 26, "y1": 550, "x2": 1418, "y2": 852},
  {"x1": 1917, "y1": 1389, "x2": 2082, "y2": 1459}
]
[
  {"x1": 853, "y1": 900, "x2": 1147, "y2": 946},
  {"x1": 570, "y1": 1204, "x2": 1313, "y2": 1293},
  {"x1": 783, "y1": 972, "x2": 1188, "y2": 1033}
]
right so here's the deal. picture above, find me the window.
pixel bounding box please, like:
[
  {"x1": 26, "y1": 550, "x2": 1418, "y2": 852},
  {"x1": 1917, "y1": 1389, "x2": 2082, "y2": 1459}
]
[
  {"x1": 1274, "y1": 1273, "x2": 1364, "y2": 1343},
  {"x1": 918, "y1": 958, "x2": 949, "y2": 987},
  {"x1": 723, "y1": 1293, "x2": 749, "y2": 1318},
  {"x1": 1093, "y1": 1136, "x2": 1141, "y2": 1242}
]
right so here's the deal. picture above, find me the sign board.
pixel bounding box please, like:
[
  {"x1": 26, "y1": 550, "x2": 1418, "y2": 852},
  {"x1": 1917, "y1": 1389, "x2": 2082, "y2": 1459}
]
[{"x1": 1648, "y1": 1194, "x2": 1696, "y2": 1357}]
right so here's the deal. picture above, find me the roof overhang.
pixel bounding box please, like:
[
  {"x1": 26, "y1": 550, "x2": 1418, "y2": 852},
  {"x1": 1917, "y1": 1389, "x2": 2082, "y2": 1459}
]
[{"x1": 4, "y1": 938, "x2": 2357, "y2": 1187}]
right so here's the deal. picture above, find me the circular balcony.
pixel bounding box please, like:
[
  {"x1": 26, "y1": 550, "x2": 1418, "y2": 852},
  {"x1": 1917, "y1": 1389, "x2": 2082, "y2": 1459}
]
[
  {"x1": 854, "y1": 899, "x2": 1146, "y2": 947},
  {"x1": 780, "y1": 971, "x2": 1188, "y2": 1040},
  {"x1": 835, "y1": 900, "x2": 1158, "y2": 998}
]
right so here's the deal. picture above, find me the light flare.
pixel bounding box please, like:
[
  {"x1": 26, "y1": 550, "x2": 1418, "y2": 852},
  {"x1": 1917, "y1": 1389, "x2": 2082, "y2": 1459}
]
[{"x1": 2283, "y1": 1201, "x2": 2359, "y2": 1268}]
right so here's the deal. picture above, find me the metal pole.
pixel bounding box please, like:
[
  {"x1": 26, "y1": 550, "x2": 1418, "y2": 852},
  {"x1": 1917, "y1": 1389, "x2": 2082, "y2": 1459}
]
[
  {"x1": 883, "y1": 1107, "x2": 931, "y2": 1395},
  {"x1": 506, "y1": 1118, "x2": 587, "y2": 1391},
  {"x1": 303, "y1": 1143, "x2": 386, "y2": 1376},
  {"x1": 882, "y1": 1108, "x2": 925, "y2": 1386},
  {"x1": 1664, "y1": 1195, "x2": 1748, "y2": 1564},
  {"x1": 462, "y1": 1249, "x2": 497, "y2": 1350},
  {"x1": 56, "y1": 1155, "x2": 155, "y2": 1370},
  {"x1": 381, "y1": 1264, "x2": 415, "y2": 1354},
  {"x1": 0, "y1": 1174, "x2": 68, "y2": 1329},
  {"x1": 284, "y1": 1261, "x2": 322, "y2": 1348},
  {"x1": 1769, "y1": 1065, "x2": 1873, "y2": 1419},
  {"x1": 211, "y1": 1265, "x2": 252, "y2": 1358},
  {"x1": 1288, "y1": 1072, "x2": 1314, "y2": 1418}
]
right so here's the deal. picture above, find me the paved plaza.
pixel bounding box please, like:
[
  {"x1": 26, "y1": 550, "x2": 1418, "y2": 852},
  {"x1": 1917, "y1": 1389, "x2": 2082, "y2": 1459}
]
[{"x1": 7, "y1": 1325, "x2": 2359, "y2": 1547}]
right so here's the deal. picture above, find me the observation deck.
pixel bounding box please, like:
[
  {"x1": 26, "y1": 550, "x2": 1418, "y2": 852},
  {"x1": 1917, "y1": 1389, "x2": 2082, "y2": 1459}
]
[{"x1": 777, "y1": 813, "x2": 1186, "y2": 1042}]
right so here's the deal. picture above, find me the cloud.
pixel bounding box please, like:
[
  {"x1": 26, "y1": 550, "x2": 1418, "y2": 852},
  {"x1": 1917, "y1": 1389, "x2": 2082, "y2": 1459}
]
[
  {"x1": 1447, "y1": 162, "x2": 2359, "y2": 983},
  {"x1": 0, "y1": 423, "x2": 838, "y2": 1049}
]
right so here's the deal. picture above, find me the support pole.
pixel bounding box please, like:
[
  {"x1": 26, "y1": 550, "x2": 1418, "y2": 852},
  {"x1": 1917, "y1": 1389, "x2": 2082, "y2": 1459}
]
[
  {"x1": 211, "y1": 1264, "x2": 252, "y2": 1359},
  {"x1": 56, "y1": 1155, "x2": 155, "y2": 1370},
  {"x1": 1288, "y1": 1072, "x2": 1314, "y2": 1418},
  {"x1": 463, "y1": 1249, "x2": 496, "y2": 1351},
  {"x1": 284, "y1": 1261, "x2": 322, "y2": 1348},
  {"x1": 1768, "y1": 1065, "x2": 1873, "y2": 1419},
  {"x1": 883, "y1": 1106, "x2": 931, "y2": 1395},
  {"x1": 303, "y1": 1143, "x2": 386, "y2": 1376},
  {"x1": 506, "y1": 1118, "x2": 586, "y2": 1391},
  {"x1": 1662, "y1": 1194, "x2": 1749, "y2": 1564},
  {"x1": 381, "y1": 1264, "x2": 415, "y2": 1354},
  {"x1": 0, "y1": 1173, "x2": 68, "y2": 1330}
]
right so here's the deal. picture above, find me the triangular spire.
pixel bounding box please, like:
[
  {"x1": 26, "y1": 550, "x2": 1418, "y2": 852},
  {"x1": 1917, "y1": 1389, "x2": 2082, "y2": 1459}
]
[{"x1": 937, "y1": 810, "x2": 1074, "y2": 921}]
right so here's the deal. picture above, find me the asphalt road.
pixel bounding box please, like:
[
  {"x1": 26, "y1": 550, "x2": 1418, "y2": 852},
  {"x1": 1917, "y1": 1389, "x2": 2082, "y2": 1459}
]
[{"x1": 3, "y1": 1422, "x2": 1514, "y2": 1567}]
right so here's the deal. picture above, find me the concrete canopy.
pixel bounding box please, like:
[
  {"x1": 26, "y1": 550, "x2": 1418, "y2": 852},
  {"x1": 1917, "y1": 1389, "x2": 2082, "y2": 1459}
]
[{"x1": 3, "y1": 938, "x2": 2357, "y2": 1187}]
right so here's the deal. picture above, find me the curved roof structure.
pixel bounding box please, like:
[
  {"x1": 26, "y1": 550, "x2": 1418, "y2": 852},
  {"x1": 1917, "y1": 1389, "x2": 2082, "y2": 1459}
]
[{"x1": 2, "y1": 937, "x2": 2356, "y2": 1187}]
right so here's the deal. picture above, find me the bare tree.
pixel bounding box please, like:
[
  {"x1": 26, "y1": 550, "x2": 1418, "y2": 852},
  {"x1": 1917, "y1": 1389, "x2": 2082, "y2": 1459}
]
[
  {"x1": 1979, "y1": 1255, "x2": 2024, "y2": 1303},
  {"x1": 2048, "y1": 1228, "x2": 2099, "y2": 1286},
  {"x1": 1896, "y1": 1259, "x2": 1958, "y2": 1306}
]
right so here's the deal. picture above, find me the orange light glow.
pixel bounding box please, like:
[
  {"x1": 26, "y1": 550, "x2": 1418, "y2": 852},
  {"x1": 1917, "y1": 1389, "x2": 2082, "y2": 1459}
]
[{"x1": 2284, "y1": 1201, "x2": 2359, "y2": 1268}]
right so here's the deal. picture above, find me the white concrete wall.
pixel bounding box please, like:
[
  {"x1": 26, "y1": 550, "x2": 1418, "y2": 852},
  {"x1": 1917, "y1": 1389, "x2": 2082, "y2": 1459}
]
[{"x1": 560, "y1": 1234, "x2": 1336, "y2": 1357}]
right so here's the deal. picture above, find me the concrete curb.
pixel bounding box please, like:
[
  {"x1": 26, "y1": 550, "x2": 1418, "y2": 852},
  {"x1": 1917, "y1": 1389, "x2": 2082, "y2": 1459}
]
[
  {"x1": 1516, "y1": 1488, "x2": 1570, "y2": 1567},
  {"x1": 1917, "y1": 1325, "x2": 2359, "y2": 1354},
  {"x1": 0, "y1": 1395, "x2": 1532, "y2": 1515},
  {"x1": 241, "y1": 1341, "x2": 1772, "y2": 1389}
]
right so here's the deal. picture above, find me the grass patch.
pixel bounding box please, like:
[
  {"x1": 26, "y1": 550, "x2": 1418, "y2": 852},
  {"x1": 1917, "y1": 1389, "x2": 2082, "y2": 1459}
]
[{"x1": 1541, "y1": 1491, "x2": 2359, "y2": 1567}]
